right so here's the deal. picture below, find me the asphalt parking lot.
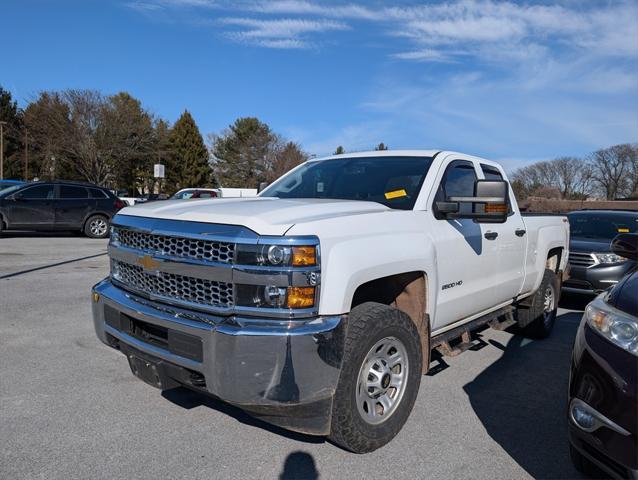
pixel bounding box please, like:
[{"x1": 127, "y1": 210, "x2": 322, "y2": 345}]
[{"x1": 1, "y1": 233, "x2": 590, "y2": 480}]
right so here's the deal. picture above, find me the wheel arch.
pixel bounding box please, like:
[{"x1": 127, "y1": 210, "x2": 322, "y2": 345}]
[{"x1": 350, "y1": 271, "x2": 431, "y2": 373}]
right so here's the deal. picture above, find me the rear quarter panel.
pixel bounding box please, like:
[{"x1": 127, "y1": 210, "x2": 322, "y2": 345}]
[{"x1": 520, "y1": 215, "x2": 570, "y2": 295}]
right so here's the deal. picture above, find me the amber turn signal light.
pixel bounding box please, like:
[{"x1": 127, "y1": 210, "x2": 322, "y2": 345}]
[
  {"x1": 286, "y1": 287, "x2": 315, "y2": 308},
  {"x1": 292, "y1": 246, "x2": 316, "y2": 266},
  {"x1": 486, "y1": 203, "x2": 507, "y2": 213}
]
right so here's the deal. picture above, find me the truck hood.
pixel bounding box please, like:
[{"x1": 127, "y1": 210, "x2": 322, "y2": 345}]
[{"x1": 118, "y1": 197, "x2": 390, "y2": 236}]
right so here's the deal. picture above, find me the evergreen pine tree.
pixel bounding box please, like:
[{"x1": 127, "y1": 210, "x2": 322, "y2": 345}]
[
  {"x1": 167, "y1": 111, "x2": 210, "y2": 192},
  {"x1": 0, "y1": 86, "x2": 24, "y2": 179}
]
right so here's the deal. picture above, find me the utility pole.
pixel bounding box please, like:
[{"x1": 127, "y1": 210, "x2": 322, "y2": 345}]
[
  {"x1": 24, "y1": 128, "x2": 29, "y2": 180},
  {"x1": 0, "y1": 121, "x2": 6, "y2": 180}
]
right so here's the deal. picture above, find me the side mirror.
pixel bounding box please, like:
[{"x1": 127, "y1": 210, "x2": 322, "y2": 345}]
[
  {"x1": 436, "y1": 180, "x2": 509, "y2": 223},
  {"x1": 258, "y1": 181, "x2": 269, "y2": 193},
  {"x1": 10, "y1": 192, "x2": 24, "y2": 201},
  {"x1": 611, "y1": 233, "x2": 638, "y2": 261}
]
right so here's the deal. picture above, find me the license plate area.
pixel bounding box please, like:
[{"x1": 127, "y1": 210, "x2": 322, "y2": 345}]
[{"x1": 127, "y1": 354, "x2": 163, "y2": 388}]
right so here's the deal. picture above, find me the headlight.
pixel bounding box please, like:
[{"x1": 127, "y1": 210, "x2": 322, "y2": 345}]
[
  {"x1": 235, "y1": 244, "x2": 317, "y2": 267},
  {"x1": 592, "y1": 253, "x2": 627, "y2": 264},
  {"x1": 586, "y1": 302, "x2": 638, "y2": 356},
  {"x1": 110, "y1": 226, "x2": 119, "y2": 245}
]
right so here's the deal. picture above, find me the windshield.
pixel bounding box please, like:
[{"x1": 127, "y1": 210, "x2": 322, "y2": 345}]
[
  {"x1": 260, "y1": 156, "x2": 434, "y2": 210},
  {"x1": 568, "y1": 212, "x2": 638, "y2": 240},
  {"x1": 172, "y1": 190, "x2": 196, "y2": 200}
]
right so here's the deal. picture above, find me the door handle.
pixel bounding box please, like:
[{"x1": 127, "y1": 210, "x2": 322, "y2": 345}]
[
  {"x1": 515, "y1": 229, "x2": 526, "y2": 237},
  {"x1": 484, "y1": 231, "x2": 498, "y2": 240}
]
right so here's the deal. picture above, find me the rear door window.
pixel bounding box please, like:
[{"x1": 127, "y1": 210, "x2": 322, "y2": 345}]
[
  {"x1": 89, "y1": 188, "x2": 108, "y2": 199},
  {"x1": 480, "y1": 164, "x2": 504, "y2": 181},
  {"x1": 480, "y1": 163, "x2": 512, "y2": 213},
  {"x1": 60, "y1": 185, "x2": 89, "y2": 199}
]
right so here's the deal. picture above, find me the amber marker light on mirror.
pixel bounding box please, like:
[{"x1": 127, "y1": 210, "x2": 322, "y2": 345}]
[
  {"x1": 286, "y1": 287, "x2": 315, "y2": 308},
  {"x1": 292, "y1": 246, "x2": 317, "y2": 266},
  {"x1": 486, "y1": 203, "x2": 507, "y2": 213}
]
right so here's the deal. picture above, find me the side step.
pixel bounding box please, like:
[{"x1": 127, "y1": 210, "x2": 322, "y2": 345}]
[
  {"x1": 431, "y1": 306, "x2": 516, "y2": 357},
  {"x1": 436, "y1": 331, "x2": 474, "y2": 357}
]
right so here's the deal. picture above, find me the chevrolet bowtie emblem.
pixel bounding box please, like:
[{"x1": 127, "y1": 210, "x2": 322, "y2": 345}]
[{"x1": 137, "y1": 254, "x2": 161, "y2": 272}]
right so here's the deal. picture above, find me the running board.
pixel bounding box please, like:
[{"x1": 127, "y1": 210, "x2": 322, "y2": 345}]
[{"x1": 431, "y1": 306, "x2": 515, "y2": 357}]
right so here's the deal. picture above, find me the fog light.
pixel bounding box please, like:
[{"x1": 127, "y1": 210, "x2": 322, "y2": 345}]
[
  {"x1": 571, "y1": 404, "x2": 595, "y2": 431},
  {"x1": 264, "y1": 286, "x2": 287, "y2": 308}
]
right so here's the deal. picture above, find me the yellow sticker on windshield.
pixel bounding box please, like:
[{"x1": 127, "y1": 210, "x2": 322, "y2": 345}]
[
  {"x1": 385, "y1": 189, "x2": 407, "y2": 200},
  {"x1": 618, "y1": 228, "x2": 630, "y2": 233}
]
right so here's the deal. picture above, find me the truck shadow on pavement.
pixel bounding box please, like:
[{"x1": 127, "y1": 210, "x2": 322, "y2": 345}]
[
  {"x1": 463, "y1": 310, "x2": 585, "y2": 479},
  {"x1": 161, "y1": 387, "x2": 325, "y2": 445}
]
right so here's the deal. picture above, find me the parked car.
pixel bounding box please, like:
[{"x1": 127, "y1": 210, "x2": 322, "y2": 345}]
[
  {"x1": 0, "y1": 181, "x2": 126, "y2": 238},
  {"x1": 563, "y1": 210, "x2": 638, "y2": 295},
  {"x1": 91, "y1": 150, "x2": 569, "y2": 452},
  {"x1": 0, "y1": 179, "x2": 26, "y2": 191},
  {"x1": 568, "y1": 233, "x2": 638, "y2": 479},
  {"x1": 112, "y1": 189, "x2": 141, "y2": 206},
  {"x1": 170, "y1": 188, "x2": 257, "y2": 200},
  {"x1": 136, "y1": 193, "x2": 169, "y2": 203},
  {"x1": 170, "y1": 188, "x2": 219, "y2": 200}
]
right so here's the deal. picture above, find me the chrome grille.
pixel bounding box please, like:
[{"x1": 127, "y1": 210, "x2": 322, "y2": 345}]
[
  {"x1": 112, "y1": 260, "x2": 234, "y2": 308},
  {"x1": 568, "y1": 252, "x2": 596, "y2": 267},
  {"x1": 114, "y1": 228, "x2": 235, "y2": 263}
]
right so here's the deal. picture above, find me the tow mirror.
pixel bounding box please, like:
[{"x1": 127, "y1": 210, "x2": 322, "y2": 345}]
[
  {"x1": 611, "y1": 233, "x2": 638, "y2": 261},
  {"x1": 436, "y1": 179, "x2": 509, "y2": 224}
]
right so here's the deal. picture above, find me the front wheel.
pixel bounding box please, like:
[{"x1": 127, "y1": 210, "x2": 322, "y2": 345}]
[
  {"x1": 329, "y1": 302, "x2": 422, "y2": 453},
  {"x1": 84, "y1": 215, "x2": 110, "y2": 239},
  {"x1": 516, "y1": 268, "x2": 559, "y2": 339}
]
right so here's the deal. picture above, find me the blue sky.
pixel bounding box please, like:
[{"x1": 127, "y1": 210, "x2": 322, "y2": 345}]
[{"x1": 4, "y1": 0, "x2": 638, "y2": 170}]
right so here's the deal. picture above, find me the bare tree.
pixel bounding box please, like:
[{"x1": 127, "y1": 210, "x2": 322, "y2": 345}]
[
  {"x1": 266, "y1": 141, "x2": 307, "y2": 182},
  {"x1": 62, "y1": 90, "x2": 111, "y2": 185},
  {"x1": 590, "y1": 144, "x2": 634, "y2": 200}
]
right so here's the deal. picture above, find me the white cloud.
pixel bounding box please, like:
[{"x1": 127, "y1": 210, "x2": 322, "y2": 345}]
[{"x1": 219, "y1": 17, "x2": 349, "y2": 48}]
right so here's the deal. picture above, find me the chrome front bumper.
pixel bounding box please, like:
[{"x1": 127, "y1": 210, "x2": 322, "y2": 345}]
[{"x1": 92, "y1": 279, "x2": 346, "y2": 435}]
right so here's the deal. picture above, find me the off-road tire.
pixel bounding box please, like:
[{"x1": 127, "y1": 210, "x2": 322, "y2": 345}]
[
  {"x1": 84, "y1": 214, "x2": 110, "y2": 239},
  {"x1": 329, "y1": 302, "x2": 422, "y2": 453},
  {"x1": 517, "y1": 268, "x2": 559, "y2": 339}
]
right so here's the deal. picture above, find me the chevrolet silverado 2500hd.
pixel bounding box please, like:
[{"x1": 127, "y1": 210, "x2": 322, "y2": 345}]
[{"x1": 91, "y1": 150, "x2": 569, "y2": 453}]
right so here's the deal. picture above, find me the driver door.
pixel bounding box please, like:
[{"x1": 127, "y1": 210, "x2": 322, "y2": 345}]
[
  {"x1": 5, "y1": 184, "x2": 56, "y2": 229},
  {"x1": 429, "y1": 160, "x2": 499, "y2": 330}
]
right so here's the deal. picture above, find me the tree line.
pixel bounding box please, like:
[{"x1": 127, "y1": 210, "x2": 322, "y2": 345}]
[
  {"x1": 0, "y1": 86, "x2": 309, "y2": 195},
  {"x1": 3, "y1": 86, "x2": 635, "y2": 199},
  {"x1": 510, "y1": 144, "x2": 638, "y2": 201}
]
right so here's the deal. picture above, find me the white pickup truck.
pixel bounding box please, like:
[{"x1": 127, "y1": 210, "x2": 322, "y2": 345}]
[{"x1": 91, "y1": 150, "x2": 569, "y2": 453}]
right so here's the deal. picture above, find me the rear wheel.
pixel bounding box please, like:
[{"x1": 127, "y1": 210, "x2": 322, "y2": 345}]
[
  {"x1": 84, "y1": 215, "x2": 109, "y2": 239},
  {"x1": 517, "y1": 268, "x2": 559, "y2": 338},
  {"x1": 329, "y1": 302, "x2": 422, "y2": 453}
]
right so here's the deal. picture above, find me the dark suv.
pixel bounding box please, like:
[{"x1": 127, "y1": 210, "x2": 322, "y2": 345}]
[
  {"x1": 0, "y1": 181, "x2": 126, "y2": 238},
  {"x1": 564, "y1": 210, "x2": 638, "y2": 294}
]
